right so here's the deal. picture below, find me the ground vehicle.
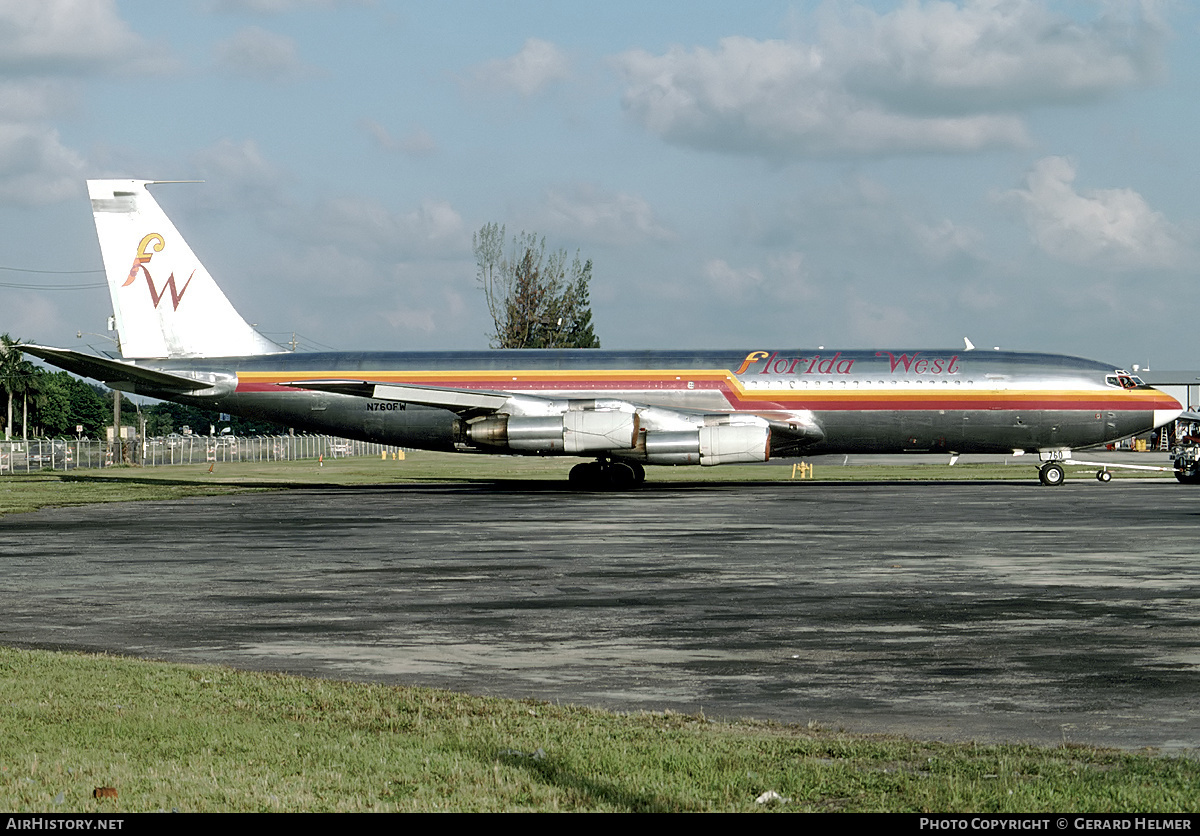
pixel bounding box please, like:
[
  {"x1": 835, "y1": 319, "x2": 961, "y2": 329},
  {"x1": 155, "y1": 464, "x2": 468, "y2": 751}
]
[{"x1": 1170, "y1": 429, "x2": 1200, "y2": 483}]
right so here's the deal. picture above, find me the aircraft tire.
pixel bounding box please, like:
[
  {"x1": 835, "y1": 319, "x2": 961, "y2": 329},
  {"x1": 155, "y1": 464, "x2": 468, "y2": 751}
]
[
  {"x1": 1175, "y1": 467, "x2": 1200, "y2": 484},
  {"x1": 569, "y1": 462, "x2": 602, "y2": 486},
  {"x1": 1039, "y1": 462, "x2": 1065, "y2": 486},
  {"x1": 607, "y1": 462, "x2": 638, "y2": 488},
  {"x1": 1096, "y1": 470, "x2": 1112, "y2": 483},
  {"x1": 569, "y1": 461, "x2": 642, "y2": 490}
]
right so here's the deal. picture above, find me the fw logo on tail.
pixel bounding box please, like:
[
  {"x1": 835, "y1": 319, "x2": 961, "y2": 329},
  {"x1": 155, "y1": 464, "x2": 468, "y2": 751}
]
[{"x1": 122, "y1": 232, "x2": 194, "y2": 312}]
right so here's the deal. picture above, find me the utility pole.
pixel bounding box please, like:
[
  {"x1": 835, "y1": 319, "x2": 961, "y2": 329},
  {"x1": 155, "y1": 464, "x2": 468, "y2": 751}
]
[{"x1": 112, "y1": 388, "x2": 121, "y2": 463}]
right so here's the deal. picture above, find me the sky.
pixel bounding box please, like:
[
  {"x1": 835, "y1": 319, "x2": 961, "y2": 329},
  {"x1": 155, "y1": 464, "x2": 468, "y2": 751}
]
[{"x1": 2, "y1": 0, "x2": 1198, "y2": 370}]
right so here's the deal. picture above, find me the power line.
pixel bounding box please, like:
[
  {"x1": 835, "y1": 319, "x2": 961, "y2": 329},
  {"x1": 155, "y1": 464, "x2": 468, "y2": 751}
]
[
  {"x1": 0, "y1": 266, "x2": 103, "y2": 274},
  {"x1": 0, "y1": 265, "x2": 106, "y2": 289},
  {"x1": 0, "y1": 280, "x2": 107, "y2": 289},
  {"x1": 261, "y1": 331, "x2": 340, "y2": 352}
]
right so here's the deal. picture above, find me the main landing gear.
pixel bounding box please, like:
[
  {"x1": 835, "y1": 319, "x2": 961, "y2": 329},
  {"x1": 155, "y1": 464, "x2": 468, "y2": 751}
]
[{"x1": 568, "y1": 458, "x2": 646, "y2": 489}]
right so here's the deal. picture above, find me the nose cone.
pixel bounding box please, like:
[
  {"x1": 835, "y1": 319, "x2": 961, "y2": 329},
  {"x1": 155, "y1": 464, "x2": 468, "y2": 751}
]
[{"x1": 1153, "y1": 389, "x2": 1183, "y2": 429}]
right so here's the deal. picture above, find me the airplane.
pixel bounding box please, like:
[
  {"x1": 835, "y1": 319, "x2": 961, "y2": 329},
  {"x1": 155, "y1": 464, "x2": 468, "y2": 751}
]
[{"x1": 22, "y1": 179, "x2": 1185, "y2": 487}]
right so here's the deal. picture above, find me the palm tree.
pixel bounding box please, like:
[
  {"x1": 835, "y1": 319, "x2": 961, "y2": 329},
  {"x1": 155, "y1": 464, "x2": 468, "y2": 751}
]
[
  {"x1": 18, "y1": 360, "x2": 41, "y2": 441},
  {"x1": 0, "y1": 334, "x2": 23, "y2": 442}
]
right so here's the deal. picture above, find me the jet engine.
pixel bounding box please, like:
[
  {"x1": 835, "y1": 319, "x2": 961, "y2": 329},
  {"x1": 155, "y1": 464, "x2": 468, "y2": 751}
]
[
  {"x1": 466, "y1": 409, "x2": 639, "y2": 454},
  {"x1": 641, "y1": 424, "x2": 771, "y2": 466}
]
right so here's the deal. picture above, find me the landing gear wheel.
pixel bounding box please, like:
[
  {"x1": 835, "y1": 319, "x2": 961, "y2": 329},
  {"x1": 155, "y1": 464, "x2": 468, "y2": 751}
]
[
  {"x1": 1096, "y1": 470, "x2": 1112, "y2": 483},
  {"x1": 1175, "y1": 467, "x2": 1200, "y2": 484},
  {"x1": 625, "y1": 462, "x2": 646, "y2": 484},
  {"x1": 568, "y1": 460, "x2": 644, "y2": 490},
  {"x1": 607, "y1": 462, "x2": 637, "y2": 488},
  {"x1": 1039, "y1": 462, "x2": 1065, "y2": 486},
  {"x1": 569, "y1": 462, "x2": 603, "y2": 485}
]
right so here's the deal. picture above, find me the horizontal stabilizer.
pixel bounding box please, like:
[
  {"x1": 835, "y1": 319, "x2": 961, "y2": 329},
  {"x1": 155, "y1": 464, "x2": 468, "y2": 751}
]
[{"x1": 23, "y1": 345, "x2": 234, "y2": 397}]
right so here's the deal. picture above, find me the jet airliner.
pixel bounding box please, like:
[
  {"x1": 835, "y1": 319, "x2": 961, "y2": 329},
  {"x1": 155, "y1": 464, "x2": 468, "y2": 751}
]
[{"x1": 23, "y1": 180, "x2": 1184, "y2": 487}]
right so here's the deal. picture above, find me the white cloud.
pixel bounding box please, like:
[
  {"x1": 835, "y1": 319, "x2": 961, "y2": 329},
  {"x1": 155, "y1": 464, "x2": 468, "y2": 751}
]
[
  {"x1": 0, "y1": 0, "x2": 156, "y2": 74},
  {"x1": 541, "y1": 184, "x2": 673, "y2": 244},
  {"x1": 265, "y1": 246, "x2": 482, "y2": 348},
  {"x1": 845, "y1": 293, "x2": 920, "y2": 345},
  {"x1": 703, "y1": 251, "x2": 816, "y2": 303},
  {"x1": 0, "y1": 123, "x2": 83, "y2": 205},
  {"x1": 704, "y1": 258, "x2": 764, "y2": 297},
  {"x1": 911, "y1": 218, "x2": 984, "y2": 263},
  {"x1": 746, "y1": 175, "x2": 984, "y2": 269},
  {"x1": 308, "y1": 195, "x2": 468, "y2": 256},
  {"x1": 616, "y1": 1, "x2": 1162, "y2": 158},
  {"x1": 766, "y1": 251, "x2": 815, "y2": 297},
  {"x1": 193, "y1": 137, "x2": 282, "y2": 182},
  {"x1": 0, "y1": 79, "x2": 73, "y2": 122},
  {"x1": 0, "y1": 1, "x2": 170, "y2": 206},
  {"x1": 360, "y1": 119, "x2": 437, "y2": 156},
  {"x1": 189, "y1": 138, "x2": 290, "y2": 213},
  {"x1": 206, "y1": 0, "x2": 373, "y2": 13},
  {"x1": 1004, "y1": 156, "x2": 1190, "y2": 270},
  {"x1": 472, "y1": 38, "x2": 571, "y2": 97},
  {"x1": 830, "y1": 0, "x2": 1163, "y2": 113},
  {"x1": 214, "y1": 27, "x2": 309, "y2": 81},
  {"x1": 398, "y1": 128, "x2": 437, "y2": 157}
]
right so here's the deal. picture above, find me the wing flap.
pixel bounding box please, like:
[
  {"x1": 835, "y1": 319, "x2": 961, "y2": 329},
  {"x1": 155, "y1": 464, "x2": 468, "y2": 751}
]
[{"x1": 283, "y1": 379, "x2": 509, "y2": 414}]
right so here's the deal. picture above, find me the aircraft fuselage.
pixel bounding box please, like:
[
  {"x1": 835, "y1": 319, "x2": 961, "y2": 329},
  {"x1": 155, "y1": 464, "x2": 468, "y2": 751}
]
[{"x1": 136, "y1": 347, "x2": 1177, "y2": 459}]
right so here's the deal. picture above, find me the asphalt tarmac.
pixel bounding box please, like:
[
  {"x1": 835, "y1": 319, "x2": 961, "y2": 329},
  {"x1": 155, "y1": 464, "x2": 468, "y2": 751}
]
[{"x1": 3, "y1": 474, "x2": 1199, "y2": 753}]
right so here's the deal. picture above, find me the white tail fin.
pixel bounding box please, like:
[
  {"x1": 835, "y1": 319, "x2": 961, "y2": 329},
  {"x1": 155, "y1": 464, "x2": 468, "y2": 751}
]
[{"x1": 88, "y1": 179, "x2": 283, "y2": 358}]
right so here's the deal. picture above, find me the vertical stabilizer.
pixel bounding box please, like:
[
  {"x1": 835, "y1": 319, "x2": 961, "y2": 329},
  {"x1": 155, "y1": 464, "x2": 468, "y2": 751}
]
[{"x1": 88, "y1": 179, "x2": 283, "y2": 358}]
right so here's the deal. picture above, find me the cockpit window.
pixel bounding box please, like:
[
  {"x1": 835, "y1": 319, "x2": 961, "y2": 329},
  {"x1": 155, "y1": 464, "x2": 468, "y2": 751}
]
[{"x1": 1106, "y1": 373, "x2": 1144, "y2": 389}]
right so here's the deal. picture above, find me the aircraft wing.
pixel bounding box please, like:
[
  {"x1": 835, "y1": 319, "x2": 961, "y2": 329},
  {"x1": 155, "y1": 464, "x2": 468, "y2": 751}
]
[
  {"x1": 288, "y1": 377, "x2": 825, "y2": 450},
  {"x1": 283, "y1": 379, "x2": 510, "y2": 416}
]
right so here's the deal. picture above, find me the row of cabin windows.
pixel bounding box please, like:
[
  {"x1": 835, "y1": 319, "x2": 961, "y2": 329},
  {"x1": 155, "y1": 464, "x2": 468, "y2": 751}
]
[{"x1": 742, "y1": 378, "x2": 976, "y2": 389}]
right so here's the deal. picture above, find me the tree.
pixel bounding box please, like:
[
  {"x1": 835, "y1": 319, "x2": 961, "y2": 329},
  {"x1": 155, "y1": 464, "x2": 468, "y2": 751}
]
[
  {"x1": 473, "y1": 224, "x2": 600, "y2": 349},
  {"x1": 35, "y1": 372, "x2": 107, "y2": 437},
  {"x1": 143, "y1": 400, "x2": 288, "y2": 437},
  {"x1": 17, "y1": 358, "x2": 41, "y2": 442},
  {"x1": 0, "y1": 334, "x2": 22, "y2": 441}
]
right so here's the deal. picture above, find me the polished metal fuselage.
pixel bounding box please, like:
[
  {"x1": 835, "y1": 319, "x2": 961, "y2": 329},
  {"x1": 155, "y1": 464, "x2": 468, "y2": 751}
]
[{"x1": 139, "y1": 347, "x2": 1179, "y2": 458}]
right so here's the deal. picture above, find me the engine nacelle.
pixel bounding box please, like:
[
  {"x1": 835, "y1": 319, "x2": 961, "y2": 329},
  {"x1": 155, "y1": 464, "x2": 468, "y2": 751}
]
[
  {"x1": 642, "y1": 424, "x2": 771, "y2": 466},
  {"x1": 467, "y1": 410, "x2": 639, "y2": 454}
]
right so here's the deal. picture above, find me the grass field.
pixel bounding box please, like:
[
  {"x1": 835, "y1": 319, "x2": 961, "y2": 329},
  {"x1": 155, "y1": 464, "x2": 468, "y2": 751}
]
[{"x1": 2, "y1": 646, "x2": 1197, "y2": 813}]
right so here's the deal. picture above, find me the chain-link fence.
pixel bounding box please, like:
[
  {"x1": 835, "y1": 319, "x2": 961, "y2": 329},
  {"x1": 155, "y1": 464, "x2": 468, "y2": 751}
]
[{"x1": 0, "y1": 435, "x2": 402, "y2": 474}]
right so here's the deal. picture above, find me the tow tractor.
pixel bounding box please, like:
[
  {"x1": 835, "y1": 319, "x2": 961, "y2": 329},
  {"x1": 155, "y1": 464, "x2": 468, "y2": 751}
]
[
  {"x1": 1166, "y1": 410, "x2": 1200, "y2": 484},
  {"x1": 1170, "y1": 434, "x2": 1200, "y2": 484}
]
